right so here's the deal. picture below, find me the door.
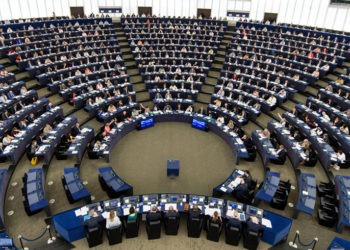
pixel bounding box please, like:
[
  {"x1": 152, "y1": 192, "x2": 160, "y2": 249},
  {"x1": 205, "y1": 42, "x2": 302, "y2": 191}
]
[
  {"x1": 138, "y1": 7, "x2": 152, "y2": 16},
  {"x1": 263, "y1": 13, "x2": 278, "y2": 24},
  {"x1": 70, "y1": 7, "x2": 84, "y2": 18},
  {"x1": 197, "y1": 8, "x2": 211, "y2": 19}
]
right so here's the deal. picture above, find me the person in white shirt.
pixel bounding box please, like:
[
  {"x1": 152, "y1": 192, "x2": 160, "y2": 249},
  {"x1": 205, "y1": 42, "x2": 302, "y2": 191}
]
[
  {"x1": 106, "y1": 210, "x2": 121, "y2": 229},
  {"x1": 216, "y1": 115, "x2": 225, "y2": 124},
  {"x1": 333, "y1": 150, "x2": 347, "y2": 170},
  {"x1": 321, "y1": 111, "x2": 330, "y2": 122},
  {"x1": 185, "y1": 105, "x2": 193, "y2": 113},
  {"x1": 266, "y1": 96, "x2": 276, "y2": 106}
]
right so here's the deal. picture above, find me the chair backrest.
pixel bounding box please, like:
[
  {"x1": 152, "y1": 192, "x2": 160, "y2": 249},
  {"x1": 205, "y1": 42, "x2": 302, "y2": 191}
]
[
  {"x1": 107, "y1": 225, "x2": 122, "y2": 245},
  {"x1": 125, "y1": 219, "x2": 139, "y2": 238},
  {"x1": 244, "y1": 230, "x2": 260, "y2": 250}
]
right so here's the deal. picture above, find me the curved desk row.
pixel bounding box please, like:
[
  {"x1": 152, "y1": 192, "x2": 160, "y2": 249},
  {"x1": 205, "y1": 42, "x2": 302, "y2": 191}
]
[
  {"x1": 295, "y1": 104, "x2": 350, "y2": 154},
  {"x1": 35, "y1": 115, "x2": 77, "y2": 165},
  {"x1": 2, "y1": 107, "x2": 64, "y2": 165},
  {"x1": 267, "y1": 120, "x2": 306, "y2": 169},
  {"x1": 282, "y1": 112, "x2": 339, "y2": 170},
  {"x1": 212, "y1": 169, "x2": 246, "y2": 196},
  {"x1": 65, "y1": 126, "x2": 94, "y2": 164},
  {"x1": 251, "y1": 130, "x2": 278, "y2": 168},
  {"x1": 52, "y1": 193, "x2": 292, "y2": 246},
  {"x1": 95, "y1": 111, "x2": 249, "y2": 164},
  {"x1": 0, "y1": 97, "x2": 49, "y2": 139},
  {"x1": 306, "y1": 97, "x2": 350, "y2": 132}
]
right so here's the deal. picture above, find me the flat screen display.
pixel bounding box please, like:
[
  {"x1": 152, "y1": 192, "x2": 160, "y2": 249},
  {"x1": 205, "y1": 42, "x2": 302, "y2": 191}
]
[
  {"x1": 0, "y1": 238, "x2": 12, "y2": 247},
  {"x1": 140, "y1": 117, "x2": 154, "y2": 129},
  {"x1": 192, "y1": 118, "x2": 206, "y2": 130}
]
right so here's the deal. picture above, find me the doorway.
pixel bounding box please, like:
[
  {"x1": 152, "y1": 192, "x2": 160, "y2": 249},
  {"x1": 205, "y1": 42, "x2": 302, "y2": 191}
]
[
  {"x1": 263, "y1": 12, "x2": 278, "y2": 23},
  {"x1": 197, "y1": 8, "x2": 211, "y2": 19},
  {"x1": 138, "y1": 7, "x2": 152, "y2": 16},
  {"x1": 70, "y1": 7, "x2": 84, "y2": 18}
]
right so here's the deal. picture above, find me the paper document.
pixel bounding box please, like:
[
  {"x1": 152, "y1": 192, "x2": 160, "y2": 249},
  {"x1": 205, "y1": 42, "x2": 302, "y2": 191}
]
[
  {"x1": 220, "y1": 186, "x2": 227, "y2": 192},
  {"x1": 262, "y1": 218, "x2": 272, "y2": 228}
]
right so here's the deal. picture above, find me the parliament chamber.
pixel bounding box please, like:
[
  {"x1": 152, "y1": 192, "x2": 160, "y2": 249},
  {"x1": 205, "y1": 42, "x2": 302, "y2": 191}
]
[{"x1": 0, "y1": 0, "x2": 349, "y2": 249}]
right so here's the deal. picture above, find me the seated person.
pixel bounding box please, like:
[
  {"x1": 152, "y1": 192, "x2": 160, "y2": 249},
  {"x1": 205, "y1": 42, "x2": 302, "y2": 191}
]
[
  {"x1": 93, "y1": 141, "x2": 102, "y2": 151},
  {"x1": 333, "y1": 150, "x2": 348, "y2": 170},
  {"x1": 106, "y1": 210, "x2": 121, "y2": 229},
  {"x1": 243, "y1": 170, "x2": 253, "y2": 189},
  {"x1": 234, "y1": 178, "x2": 249, "y2": 201},
  {"x1": 146, "y1": 205, "x2": 162, "y2": 223},
  {"x1": 216, "y1": 115, "x2": 225, "y2": 124},
  {"x1": 164, "y1": 206, "x2": 180, "y2": 220},
  {"x1": 270, "y1": 145, "x2": 286, "y2": 165},
  {"x1": 43, "y1": 124, "x2": 53, "y2": 136},
  {"x1": 245, "y1": 216, "x2": 264, "y2": 235},
  {"x1": 208, "y1": 211, "x2": 222, "y2": 228},
  {"x1": 164, "y1": 104, "x2": 172, "y2": 112},
  {"x1": 301, "y1": 148, "x2": 317, "y2": 167},
  {"x1": 84, "y1": 210, "x2": 104, "y2": 230},
  {"x1": 185, "y1": 105, "x2": 193, "y2": 113},
  {"x1": 31, "y1": 140, "x2": 39, "y2": 155},
  {"x1": 226, "y1": 210, "x2": 242, "y2": 230},
  {"x1": 197, "y1": 106, "x2": 206, "y2": 115},
  {"x1": 188, "y1": 204, "x2": 201, "y2": 220},
  {"x1": 128, "y1": 206, "x2": 138, "y2": 221}
]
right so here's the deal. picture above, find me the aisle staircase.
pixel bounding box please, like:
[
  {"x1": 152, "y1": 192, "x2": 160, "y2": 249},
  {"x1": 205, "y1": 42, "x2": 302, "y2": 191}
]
[{"x1": 114, "y1": 21, "x2": 153, "y2": 108}]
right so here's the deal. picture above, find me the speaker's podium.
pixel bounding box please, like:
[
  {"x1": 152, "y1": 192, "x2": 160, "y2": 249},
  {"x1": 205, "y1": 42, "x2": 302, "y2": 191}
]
[{"x1": 167, "y1": 159, "x2": 179, "y2": 177}]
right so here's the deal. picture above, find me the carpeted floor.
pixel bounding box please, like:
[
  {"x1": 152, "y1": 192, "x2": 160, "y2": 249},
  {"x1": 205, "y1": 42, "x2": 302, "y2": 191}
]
[{"x1": 4, "y1": 121, "x2": 350, "y2": 250}]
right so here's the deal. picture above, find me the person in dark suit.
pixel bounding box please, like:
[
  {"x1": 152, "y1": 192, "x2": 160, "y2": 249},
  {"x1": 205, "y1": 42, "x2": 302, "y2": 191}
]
[
  {"x1": 226, "y1": 210, "x2": 242, "y2": 230},
  {"x1": 46, "y1": 102, "x2": 53, "y2": 111},
  {"x1": 2, "y1": 110, "x2": 9, "y2": 120},
  {"x1": 146, "y1": 205, "x2": 162, "y2": 223},
  {"x1": 164, "y1": 206, "x2": 180, "y2": 220},
  {"x1": 188, "y1": 204, "x2": 201, "y2": 220},
  {"x1": 270, "y1": 145, "x2": 286, "y2": 164},
  {"x1": 197, "y1": 106, "x2": 206, "y2": 115},
  {"x1": 27, "y1": 113, "x2": 35, "y2": 123},
  {"x1": 71, "y1": 122, "x2": 81, "y2": 136},
  {"x1": 243, "y1": 170, "x2": 253, "y2": 189},
  {"x1": 84, "y1": 210, "x2": 104, "y2": 229},
  {"x1": 246, "y1": 216, "x2": 264, "y2": 235},
  {"x1": 234, "y1": 178, "x2": 249, "y2": 201}
]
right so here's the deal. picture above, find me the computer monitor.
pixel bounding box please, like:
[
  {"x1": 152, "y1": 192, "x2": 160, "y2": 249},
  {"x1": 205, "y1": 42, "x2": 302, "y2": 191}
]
[
  {"x1": 192, "y1": 118, "x2": 206, "y2": 130},
  {"x1": 140, "y1": 117, "x2": 154, "y2": 129},
  {"x1": 170, "y1": 196, "x2": 178, "y2": 202},
  {"x1": 246, "y1": 205, "x2": 263, "y2": 217}
]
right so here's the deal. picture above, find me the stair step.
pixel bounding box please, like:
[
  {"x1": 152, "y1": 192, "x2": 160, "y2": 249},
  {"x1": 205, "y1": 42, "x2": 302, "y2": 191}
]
[
  {"x1": 125, "y1": 61, "x2": 136, "y2": 67},
  {"x1": 130, "y1": 75, "x2": 142, "y2": 83},
  {"x1": 127, "y1": 68, "x2": 139, "y2": 75},
  {"x1": 133, "y1": 83, "x2": 147, "y2": 92},
  {"x1": 136, "y1": 92, "x2": 150, "y2": 102},
  {"x1": 196, "y1": 93, "x2": 212, "y2": 103},
  {"x1": 205, "y1": 77, "x2": 217, "y2": 85},
  {"x1": 208, "y1": 71, "x2": 220, "y2": 78},
  {"x1": 201, "y1": 85, "x2": 214, "y2": 93},
  {"x1": 122, "y1": 54, "x2": 134, "y2": 60}
]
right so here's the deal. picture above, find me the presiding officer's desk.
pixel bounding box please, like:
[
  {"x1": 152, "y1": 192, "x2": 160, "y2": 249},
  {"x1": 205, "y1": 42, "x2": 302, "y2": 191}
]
[
  {"x1": 251, "y1": 130, "x2": 278, "y2": 167},
  {"x1": 254, "y1": 171, "x2": 280, "y2": 204},
  {"x1": 94, "y1": 110, "x2": 248, "y2": 164},
  {"x1": 212, "y1": 169, "x2": 246, "y2": 197},
  {"x1": 52, "y1": 193, "x2": 292, "y2": 245},
  {"x1": 335, "y1": 175, "x2": 350, "y2": 233},
  {"x1": 65, "y1": 126, "x2": 94, "y2": 164},
  {"x1": 294, "y1": 173, "x2": 316, "y2": 218}
]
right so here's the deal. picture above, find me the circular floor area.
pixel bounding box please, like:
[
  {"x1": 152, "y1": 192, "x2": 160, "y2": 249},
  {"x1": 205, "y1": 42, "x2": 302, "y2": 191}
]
[{"x1": 104, "y1": 122, "x2": 239, "y2": 195}]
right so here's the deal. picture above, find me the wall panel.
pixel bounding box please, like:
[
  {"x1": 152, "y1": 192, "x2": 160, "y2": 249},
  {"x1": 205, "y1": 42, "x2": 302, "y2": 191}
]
[{"x1": 3, "y1": 0, "x2": 350, "y2": 31}]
